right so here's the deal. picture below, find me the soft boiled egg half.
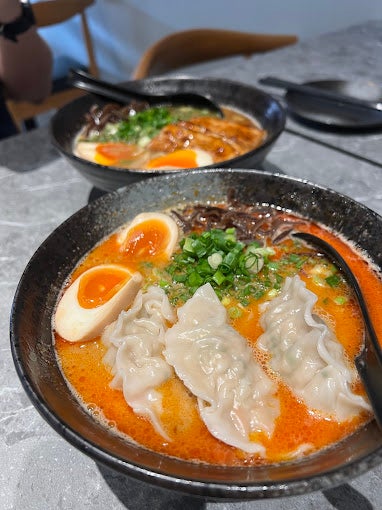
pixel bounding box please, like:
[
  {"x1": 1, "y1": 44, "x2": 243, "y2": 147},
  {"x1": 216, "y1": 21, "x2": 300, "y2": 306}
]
[
  {"x1": 74, "y1": 141, "x2": 143, "y2": 167},
  {"x1": 146, "y1": 148, "x2": 213, "y2": 169},
  {"x1": 55, "y1": 264, "x2": 143, "y2": 343},
  {"x1": 117, "y1": 212, "x2": 179, "y2": 264}
]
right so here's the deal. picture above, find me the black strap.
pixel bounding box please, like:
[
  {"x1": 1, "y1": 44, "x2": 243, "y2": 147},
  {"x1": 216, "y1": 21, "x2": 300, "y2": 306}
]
[{"x1": 0, "y1": 2, "x2": 35, "y2": 43}]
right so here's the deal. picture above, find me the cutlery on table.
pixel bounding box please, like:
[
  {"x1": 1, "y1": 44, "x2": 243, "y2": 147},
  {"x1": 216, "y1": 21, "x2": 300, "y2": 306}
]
[{"x1": 259, "y1": 76, "x2": 382, "y2": 112}]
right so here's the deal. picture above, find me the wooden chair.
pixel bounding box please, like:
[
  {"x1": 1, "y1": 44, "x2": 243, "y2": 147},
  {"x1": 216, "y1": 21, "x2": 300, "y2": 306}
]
[
  {"x1": 6, "y1": 0, "x2": 98, "y2": 131},
  {"x1": 132, "y1": 28, "x2": 298, "y2": 79}
]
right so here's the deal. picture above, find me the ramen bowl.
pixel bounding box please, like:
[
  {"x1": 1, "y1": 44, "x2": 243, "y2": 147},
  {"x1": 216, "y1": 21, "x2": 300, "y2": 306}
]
[
  {"x1": 50, "y1": 77, "x2": 285, "y2": 192},
  {"x1": 10, "y1": 170, "x2": 382, "y2": 500}
]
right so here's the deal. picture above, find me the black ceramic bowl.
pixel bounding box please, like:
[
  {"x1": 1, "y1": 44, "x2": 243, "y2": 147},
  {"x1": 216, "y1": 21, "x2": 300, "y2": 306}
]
[
  {"x1": 10, "y1": 170, "x2": 382, "y2": 500},
  {"x1": 50, "y1": 77, "x2": 285, "y2": 192}
]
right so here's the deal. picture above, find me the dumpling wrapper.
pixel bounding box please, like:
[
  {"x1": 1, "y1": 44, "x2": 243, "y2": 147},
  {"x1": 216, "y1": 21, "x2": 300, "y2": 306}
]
[
  {"x1": 257, "y1": 275, "x2": 371, "y2": 421},
  {"x1": 164, "y1": 283, "x2": 280, "y2": 455},
  {"x1": 102, "y1": 286, "x2": 176, "y2": 439}
]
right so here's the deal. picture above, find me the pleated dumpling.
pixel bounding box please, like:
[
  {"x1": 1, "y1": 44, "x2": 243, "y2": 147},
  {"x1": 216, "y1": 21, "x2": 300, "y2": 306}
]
[
  {"x1": 257, "y1": 275, "x2": 371, "y2": 421},
  {"x1": 102, "y1": 286, "x2": 176, "y2": 439},
  {"x1": 164, "y1": 283, "x2": 280, "y2": 455}
]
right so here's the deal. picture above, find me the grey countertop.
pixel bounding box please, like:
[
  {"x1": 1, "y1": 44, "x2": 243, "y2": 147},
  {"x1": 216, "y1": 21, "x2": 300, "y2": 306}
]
[
  {"x1": 187, "y1": 19, "x2": 382, "y2": 168},
  {"x1": 1, "y1": 21, "x2": 382, "y2": 510}
]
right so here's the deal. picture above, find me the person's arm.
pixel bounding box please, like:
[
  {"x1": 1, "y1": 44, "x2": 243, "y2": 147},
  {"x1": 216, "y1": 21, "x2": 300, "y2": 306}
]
[{"x1": 0, "y1": 0, "x2": 53, "y2": 102}]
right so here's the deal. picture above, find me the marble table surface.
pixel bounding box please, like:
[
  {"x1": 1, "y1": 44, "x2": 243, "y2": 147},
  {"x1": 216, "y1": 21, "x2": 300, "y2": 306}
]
[
  {"x1": 182, "y1": 19, "x2": 382, "y2": 169},
  {"x1": 1, "y1": 20, "x2": 382, "y2": 510}
]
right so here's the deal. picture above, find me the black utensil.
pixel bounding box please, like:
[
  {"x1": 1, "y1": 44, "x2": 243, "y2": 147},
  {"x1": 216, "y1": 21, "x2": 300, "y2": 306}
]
[
  {"x1": 68, "y1": 68, "x2": 224, "y2": 117},
  {"x1": 293, "y1": 231, "x2": 382, "y2": 430},
  {"x1": 259, "y1": 76, "x2": 382, "y2": 113}
]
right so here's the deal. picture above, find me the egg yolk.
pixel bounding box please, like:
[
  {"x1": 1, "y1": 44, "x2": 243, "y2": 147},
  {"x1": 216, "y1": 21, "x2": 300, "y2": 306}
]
[
  {"x1": 78, "y1": 266, "x2": 130, "y2": 308},
  {"x1": 146, "y1": 149, "x2": 200, "y2": 169},
  {"x1": 123, "y1": 219, "x2": 171, "y2": 261},
  {"x1": 95, "y1": 143, "x2": 140, "y2": 166}
]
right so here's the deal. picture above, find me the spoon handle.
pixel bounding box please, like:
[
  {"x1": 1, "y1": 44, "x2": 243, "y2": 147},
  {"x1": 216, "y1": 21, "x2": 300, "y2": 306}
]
[
  {"x1": 68, "y1": 68, "x2": 154, "y2": 104},
  {"x1": 355, "y1": 345, "x2": 382, "y2": 429},
  {"x1": 259, "y1": 76, "x2": 382, "y2": 112},
  {"x1": 68, "y1": 68, "x2": 224, "y2": 116},
  {"x1": 293, "y1": 232, "x2": 382, "y2": 429}
]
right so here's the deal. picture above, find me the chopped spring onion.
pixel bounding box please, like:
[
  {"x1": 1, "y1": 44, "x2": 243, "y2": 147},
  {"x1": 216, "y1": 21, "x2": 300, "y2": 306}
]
[
  {"x1": 334, "y1": 295, "x2": 348, "y2": 305},
  {"x1": 164, "y1": 227, "x2": 283, "y2": 304},
  {"x1": 208, "y1": 252, "x2": 223, "y2": 269},
  {"x1": 160, "y1": 229, "x2": 347, "y2": 308},
  {"x1": 228, "y1": 306, "x2": 243, "y2": 319},
  {"x1": 326, "y1": 274, "x2": 342, "y2": 287}
]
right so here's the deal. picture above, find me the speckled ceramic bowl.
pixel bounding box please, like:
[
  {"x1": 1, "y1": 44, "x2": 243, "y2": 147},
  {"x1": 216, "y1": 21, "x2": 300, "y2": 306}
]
[
  {"x1": 50, "y1": 77, "x2": 285, "y2": 192},
  {"x1": 10, "y1": 170, "x2": 382, "y2": 500}
]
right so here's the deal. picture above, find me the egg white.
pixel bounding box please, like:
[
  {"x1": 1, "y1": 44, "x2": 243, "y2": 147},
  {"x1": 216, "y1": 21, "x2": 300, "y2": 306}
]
[
  {"x1": 74, "y1": 141, "x2": 98, "y2": 163},
  {"x1": 117, "y1": 212, "x2": 179, "y2": 258},
  {"x1": 54, "y1": 264, "x2": 143, "y2": 343},
  {"x1": 192, "y1": 148, "x2": 213, "y2": 167}
]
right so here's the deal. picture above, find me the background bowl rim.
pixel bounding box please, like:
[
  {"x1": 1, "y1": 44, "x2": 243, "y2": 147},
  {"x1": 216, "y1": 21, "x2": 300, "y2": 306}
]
[{"x1": 50, "y1": 76, "x2": 286, "y2": 177}]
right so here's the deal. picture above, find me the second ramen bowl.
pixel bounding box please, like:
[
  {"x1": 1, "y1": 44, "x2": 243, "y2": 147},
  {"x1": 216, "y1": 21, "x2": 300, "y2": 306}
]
[
  {"x1": 10, "y1": 170, "x2": 382, "y2": 500},
  {"x1": 50, "y1": 76, "x2": 285, "y2": 192}
]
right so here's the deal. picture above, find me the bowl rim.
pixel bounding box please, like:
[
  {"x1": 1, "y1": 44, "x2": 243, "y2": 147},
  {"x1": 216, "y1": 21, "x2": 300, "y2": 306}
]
[
  {"x1": 10, "y1": 168, "x2": 382, "y2": 500},
  {"x1": 50, "y1": 76, "x2": 286, "y2": 177}
]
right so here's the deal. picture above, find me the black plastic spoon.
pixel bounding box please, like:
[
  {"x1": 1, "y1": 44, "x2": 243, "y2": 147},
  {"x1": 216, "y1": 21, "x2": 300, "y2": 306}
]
[
  {"x1": 293, "y1": 231, "x2": 382, "y2": 430},
  {"x1": 68, "y1": 68, "x2": 224, "y2": 117}
]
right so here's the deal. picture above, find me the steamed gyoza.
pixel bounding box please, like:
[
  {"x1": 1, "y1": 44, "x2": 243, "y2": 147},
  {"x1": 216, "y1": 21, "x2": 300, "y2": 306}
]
[
  {"x1": 164, "y1": 283, "x2": 280, "y2": 454},
  {"x1": 257, "y1": 275, "x2": 371, "y2": 421},
  {"x1": 102, "y1": 286, "x2": 176, "y2": 439}
]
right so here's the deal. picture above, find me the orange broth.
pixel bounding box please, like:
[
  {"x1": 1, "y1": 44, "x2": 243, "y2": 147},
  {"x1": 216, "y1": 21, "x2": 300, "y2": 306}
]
[{"x1": 55, "y1": 212, "x2": 382, "y2": 466}]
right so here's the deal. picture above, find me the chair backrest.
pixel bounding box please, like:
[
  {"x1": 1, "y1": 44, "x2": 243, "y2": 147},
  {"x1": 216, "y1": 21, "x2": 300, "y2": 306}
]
[
  {"x1": 132, "y1": 28, "x2": 298, "y2": 79},
  {"x1": 6, "y1": 0, "x2": 98, "y2": 130}
]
